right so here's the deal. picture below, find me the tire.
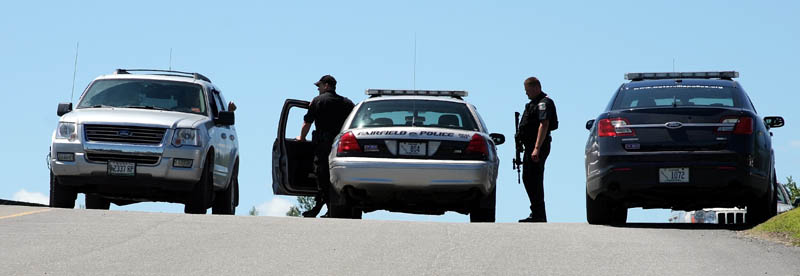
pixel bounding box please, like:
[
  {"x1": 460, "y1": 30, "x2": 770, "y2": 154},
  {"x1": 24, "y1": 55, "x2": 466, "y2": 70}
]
[
  {"x1": 185, "y1": 154, "x2": 214, "y2": 214},
  {"x1": 85, "y1": 194, "x2": 110, "y2": 210},
  {"x1": 470, "y1": 189, "x2": 496, "y2": 223},
  {"x1": 328, "y1": 187, "x2": 360, "y2": 219},
  {"x1": 747, "y1": 172, "x2": 777, "y2": 225},
  {"x1": 586, "y1": 193, "x2": 627, "y2": 225},
  {"x1": 49, "y1": 171, "x2": 76, "y2": 208},
  {"x1": 212, "y1": 161, "x2": 238, "y2": 215}
]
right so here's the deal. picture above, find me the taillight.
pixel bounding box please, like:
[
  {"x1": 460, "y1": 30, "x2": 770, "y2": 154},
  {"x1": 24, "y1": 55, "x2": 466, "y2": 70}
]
[
  {"x1": 337, "y1": 132, "x2": 361, "y2": 153},
  {"x1": 597, "y1": 118, "x2": 635, "y2": 137},
  {"x1": 717, "y1": 117, "x2": 753, "y2": 135},
  {"x1": 466, "y1": 134, "x2": 489, "y2": 157}
]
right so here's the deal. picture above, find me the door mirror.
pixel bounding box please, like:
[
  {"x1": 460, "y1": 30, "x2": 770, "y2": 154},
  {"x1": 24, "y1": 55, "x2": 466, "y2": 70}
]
[
  {"x1": 57, "y1": 102, "x2": 72, "y2": 117},
  {"x1": 216, "y1": 111, "x2": 235, "y2": 126},
  {"x1": 586, "y1": 119, "x2": 595, "y2": 131},
  {"x1": 794, "y1": 198, "x2": 800, "y2": 208},
  {"x1": 764, "y1": 116, "x2": 784, "y2": 129},
  {"x1": 489, "y1": 133, "x2": 505, "y2": 145}
]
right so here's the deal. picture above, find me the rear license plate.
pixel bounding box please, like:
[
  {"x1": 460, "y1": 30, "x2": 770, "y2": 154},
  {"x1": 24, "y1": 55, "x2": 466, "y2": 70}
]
[
  {"x1": 659, "y1": 168, "x2": 689, "y2": 183},
  {"x1": 398, "y1": 142, "x2": 427, "y2": 156},
  {"x1": 108, "y1": 161, "x2": 136, "y2": 176}
]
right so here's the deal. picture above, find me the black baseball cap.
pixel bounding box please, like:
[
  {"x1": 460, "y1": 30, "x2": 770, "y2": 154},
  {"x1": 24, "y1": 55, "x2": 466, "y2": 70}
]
[{"x1": 314, "y1": 75, "x2": 337, "y2": 87}]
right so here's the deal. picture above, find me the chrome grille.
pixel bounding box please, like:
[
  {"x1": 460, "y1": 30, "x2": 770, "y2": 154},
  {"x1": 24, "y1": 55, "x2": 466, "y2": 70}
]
[
  {"x1": 84, "y1": 125, "x2": 167, "y2": 145},
  {"x1": 85, "y1": 153, "x2": 160, "y2": 165}
]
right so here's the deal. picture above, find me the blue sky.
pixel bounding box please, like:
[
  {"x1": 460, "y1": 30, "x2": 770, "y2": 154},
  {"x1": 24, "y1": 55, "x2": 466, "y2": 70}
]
[{"x1": 2, "y1": 1, "x2": 799, "y2": 222}]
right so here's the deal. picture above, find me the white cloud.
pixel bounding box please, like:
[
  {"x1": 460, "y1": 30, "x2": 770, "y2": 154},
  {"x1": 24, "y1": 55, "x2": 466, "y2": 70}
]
[
  {"x1": 256, "y1": 197, "x2": 294, "y2": 217},
  {"x1": 12, "y1": 189, "x2": 49, "y2": 205}
]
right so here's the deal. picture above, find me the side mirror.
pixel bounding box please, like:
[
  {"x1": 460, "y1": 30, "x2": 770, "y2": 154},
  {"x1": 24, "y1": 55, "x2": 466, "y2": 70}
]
[
  {"x1": 764, "y1": 116, "x2": 784, "y2": 129},
  {"x1": 216, "y1": 111, "x2": 235, "y2": 126},
  {"x1": 489, "y1": 133, "x2": 505, "y2": 145},
  {"x1": 57, "y1": 102, "x2": 73, "y2": 117},
  {"x1": 794, "y1": 198, "x2": 800, "y2": 208},
  {"x1": 586, "y1": 119, "x2": 595, "y2": 131}
]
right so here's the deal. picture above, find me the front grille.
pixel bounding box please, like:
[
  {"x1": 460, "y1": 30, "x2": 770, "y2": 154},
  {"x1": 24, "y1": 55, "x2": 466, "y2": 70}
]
[
  {"x1": 85, "y1": 153, "x2": 160, "y2": 165},
  {"x1": 84, "y1": 125, "x2": 167, "y2": 145}
]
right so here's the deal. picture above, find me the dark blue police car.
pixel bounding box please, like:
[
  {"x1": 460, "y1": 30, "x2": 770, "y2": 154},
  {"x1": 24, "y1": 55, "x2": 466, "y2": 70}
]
[{"x1": 584, "y1": 71, "x2": 784, "y2": 225}]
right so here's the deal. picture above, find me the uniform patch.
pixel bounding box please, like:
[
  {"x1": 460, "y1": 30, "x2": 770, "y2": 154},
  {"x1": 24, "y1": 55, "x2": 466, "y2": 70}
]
[{"x1": 538, "y1": 102, "x2": 547, "y2": 110}]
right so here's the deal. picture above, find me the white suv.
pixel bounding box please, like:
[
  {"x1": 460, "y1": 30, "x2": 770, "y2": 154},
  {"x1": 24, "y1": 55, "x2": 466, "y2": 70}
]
[{"x1": 49, "y1": 69, "x2": 239, "y2": 214}]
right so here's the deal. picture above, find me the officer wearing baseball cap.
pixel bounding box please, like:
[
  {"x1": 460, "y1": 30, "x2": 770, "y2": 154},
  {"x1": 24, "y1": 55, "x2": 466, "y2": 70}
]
[{"x1": 297, "y1": 75, "x2": 355, "y2": 217}]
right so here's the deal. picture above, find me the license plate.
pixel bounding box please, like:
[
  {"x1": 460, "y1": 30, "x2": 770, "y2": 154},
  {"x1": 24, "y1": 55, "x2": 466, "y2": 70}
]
[
  {"x1": 398, "y1": 142, "x2": 427, "y2": 156},
  {"x1": 659, "y1": 168, "x2": 689, "y2": 183},
  {"x1": 108, "y1": 161, "x2": 136, "y2": 176}
]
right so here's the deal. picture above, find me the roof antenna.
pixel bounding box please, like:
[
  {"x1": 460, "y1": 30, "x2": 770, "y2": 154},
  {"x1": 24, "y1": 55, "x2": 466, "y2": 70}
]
[
  {"x1": 70, "y1": 42, "x2": 80, "y2": 103},
  {"x1": 413, "y1": 33, "x2": 417, "y2": 90},
  {"x1": 169, "y1": 48, "x2": 173, "y2": 70}
]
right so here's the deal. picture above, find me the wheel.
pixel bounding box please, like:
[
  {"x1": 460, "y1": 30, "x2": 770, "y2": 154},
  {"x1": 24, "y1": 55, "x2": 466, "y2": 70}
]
[
  {"x1": 327, "y1": 187, "x2": 360, "y2": 219},
  {"x1": 49, "y1": 171, "x2": 76, "y2": 208},
  {"x1": 747, "y1": 171, "x2": 777, "y2": 225},
  {"x1": 212, "y1": 161, "x2": 238, "y2": 215},
  {"x1": 470, "y1": 189, "x2": 496, "y2": 223},
  {"x1": 586, "y1": 193, "x2": 627, "y2": 225},
  {"x1": 85, "y1": 194, "x2": 110, "y2": 210},
  {"x1": 185, "y1": 154, "x2": 214, "y2": 214}
]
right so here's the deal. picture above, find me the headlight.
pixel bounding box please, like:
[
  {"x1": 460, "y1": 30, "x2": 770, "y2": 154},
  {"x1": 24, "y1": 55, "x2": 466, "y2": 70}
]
[
  {"x1": 172, "y1": 129, "x2": 199, "y2": 147},
  {"x1": 56, "y1": 122, "x2": 77, "y2": 141}
]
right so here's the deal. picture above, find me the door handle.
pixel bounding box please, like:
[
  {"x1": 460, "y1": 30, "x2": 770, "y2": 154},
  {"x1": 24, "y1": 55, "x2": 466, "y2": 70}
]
[{"x1": 221, "y1": 133, "x2": 227, "y2": 139}]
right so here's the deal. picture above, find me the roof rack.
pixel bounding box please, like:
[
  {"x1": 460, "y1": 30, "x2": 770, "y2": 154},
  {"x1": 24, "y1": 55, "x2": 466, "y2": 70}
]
[
  {"x1": 625, "y1": 71, "x2": 738, "y2": 81},
  {"x1": 114, "y1": 69, "x2": 212, "y2": 83},
  {"x1": 365, "y1": 89, "x2": 468, "y2": 99}
]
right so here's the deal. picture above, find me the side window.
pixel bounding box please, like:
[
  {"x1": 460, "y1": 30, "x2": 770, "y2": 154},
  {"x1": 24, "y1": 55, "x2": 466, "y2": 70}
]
[
  {"x1": 209, "y1": 90, "x2": 224, "y2": 117},
  {"x1": 214, "y1": 92, "x2": 225, "y2": 112}
]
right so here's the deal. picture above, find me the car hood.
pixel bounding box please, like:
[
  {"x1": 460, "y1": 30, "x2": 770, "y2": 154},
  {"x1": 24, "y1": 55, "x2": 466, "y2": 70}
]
[{"x1": 60, "y1": 108, "x2": 208, "y2": 129}]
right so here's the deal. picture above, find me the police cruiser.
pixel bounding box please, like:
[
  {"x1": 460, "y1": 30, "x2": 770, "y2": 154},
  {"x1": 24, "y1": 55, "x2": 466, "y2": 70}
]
[
  {"x1": 584, "y1": 71, "x2": 784, "y2": 225},
  {"x1": 273, "y1": 89, "x2": 505, "y2": 222}
]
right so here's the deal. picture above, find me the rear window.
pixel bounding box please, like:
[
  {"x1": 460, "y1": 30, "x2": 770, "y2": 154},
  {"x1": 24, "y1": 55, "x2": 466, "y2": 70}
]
[
  {"x1": 349, "y1": 100, "x2": 479, "y2": 131},
  {"x1": 612, "y1": 85, "x2": 744, "y2": 109}
]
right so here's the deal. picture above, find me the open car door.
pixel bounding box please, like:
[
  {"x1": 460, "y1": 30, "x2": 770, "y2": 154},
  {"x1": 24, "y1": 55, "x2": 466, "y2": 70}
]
[{"x1": 272, "y1": 99, "x2": 318, "y2": 196}]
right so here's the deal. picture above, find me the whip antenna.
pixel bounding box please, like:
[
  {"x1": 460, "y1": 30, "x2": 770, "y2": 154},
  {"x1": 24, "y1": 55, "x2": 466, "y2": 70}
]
[{"x1": 70, "y1": 42, "x2": 79, "y2": 103}]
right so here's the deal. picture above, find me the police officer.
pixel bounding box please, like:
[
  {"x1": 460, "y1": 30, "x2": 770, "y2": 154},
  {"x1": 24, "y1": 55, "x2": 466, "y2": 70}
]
[
  {"x1": 297, "y1": 75, "x2": 355, "y2": 217},
  {"x1": 517, "y1": 76, "x2": 557, "y2": 223}
]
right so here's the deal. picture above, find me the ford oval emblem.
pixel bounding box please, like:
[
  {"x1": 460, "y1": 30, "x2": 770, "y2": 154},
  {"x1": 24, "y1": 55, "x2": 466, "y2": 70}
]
[
  {"x1": 118, "y1": 130, "x2": 132, "y2": 137},
  {"x1": 665, "y1": 122, "x2": 683, "y2": 129}
]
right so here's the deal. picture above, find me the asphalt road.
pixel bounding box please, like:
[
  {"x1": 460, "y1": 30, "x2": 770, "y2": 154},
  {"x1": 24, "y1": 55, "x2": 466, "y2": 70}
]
[{"x1": 1, "y1": 205, "x2": 799, "y2": 275}]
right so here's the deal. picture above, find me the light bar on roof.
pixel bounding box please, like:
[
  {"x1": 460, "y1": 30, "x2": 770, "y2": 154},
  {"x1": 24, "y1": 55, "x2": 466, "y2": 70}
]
[
  {"x1": 625, "y1": 71, "x2": 739, "y2": 80},
  {"x1": 365, "y1": 89, "x2": 468, "y2": 97}
]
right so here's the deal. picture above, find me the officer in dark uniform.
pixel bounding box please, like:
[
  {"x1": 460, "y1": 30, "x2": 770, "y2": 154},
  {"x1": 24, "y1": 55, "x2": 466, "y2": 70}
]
[
  {"x1": 517, "y1": 76, "x2": 557, "y2": 223},
  {"x1": 296, "y1": 75, "x2": 355, "y2": 217}
]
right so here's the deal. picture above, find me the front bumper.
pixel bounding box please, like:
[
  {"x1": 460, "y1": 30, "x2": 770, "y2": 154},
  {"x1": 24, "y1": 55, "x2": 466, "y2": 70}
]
[
  {"x1": 330, "y1": 157, "x2": 494, "y2": 195},
  {"x1": 50, "y1": 140, "x2": 204, "y2": 194}
]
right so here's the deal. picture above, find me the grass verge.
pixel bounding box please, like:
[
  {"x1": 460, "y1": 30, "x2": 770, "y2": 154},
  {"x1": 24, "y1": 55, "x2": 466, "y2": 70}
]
[{"x1": 747, "y1": 208, "x2": 800, "y2": 246}]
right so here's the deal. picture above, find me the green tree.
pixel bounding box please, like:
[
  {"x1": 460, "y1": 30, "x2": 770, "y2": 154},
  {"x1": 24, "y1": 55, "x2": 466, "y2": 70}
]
[
  {"x1": 785, "y1": 176, "x2": 800, "y2": 202},
  {"x1": 286, "y1": 196, "x2": 316, "y2": 217},
  {"x1": 249, "y1": 206, "x2": 259, "y2": 216}
]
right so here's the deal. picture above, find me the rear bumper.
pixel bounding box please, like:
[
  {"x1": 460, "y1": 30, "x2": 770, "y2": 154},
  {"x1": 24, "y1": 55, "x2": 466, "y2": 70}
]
[
  {"x1": 330, "y1": 157, "x2": 494, "y2": 194},
  {"x1": 586, "y1": 151, "x2": 769, "y2": 210}
]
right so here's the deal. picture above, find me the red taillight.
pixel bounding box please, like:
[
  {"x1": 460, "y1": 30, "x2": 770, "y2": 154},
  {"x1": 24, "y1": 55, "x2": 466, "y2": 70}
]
[
  {"x1": 337, "y1": 132, "x2": 361, "y2": 153},
  {"x1": 597, "y1": 118, "x2": 635, "y2": 137},
  {"x1": 717, "y1": 117, "x2": 753, "y2": 135},
  {"x1": 733, "y1": 117, "x2": 753, "y2": 134},
  {"x1": 466, "y1": 134, "x2": 489, "y2": 156}
]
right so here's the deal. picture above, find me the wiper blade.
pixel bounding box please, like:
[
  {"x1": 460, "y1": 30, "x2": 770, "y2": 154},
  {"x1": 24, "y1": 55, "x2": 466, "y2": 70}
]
[
  {"x1": 124, "y1": 105, "x2": 169, "y2": 111},
  {"x1": 90, "y1": 104, "x2": 113, "y2": 108}
]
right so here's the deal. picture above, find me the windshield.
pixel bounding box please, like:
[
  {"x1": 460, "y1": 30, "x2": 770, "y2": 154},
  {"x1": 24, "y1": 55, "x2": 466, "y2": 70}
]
[
  {"x1": 77, "y1": 79, "x2": 206, "y2": 115},
  {"x1": 349, "y1": 100, "x2": 479, "y2": 131},
  {"x1": 612, "y1": 85, "x2": 745, "y2": 109}
]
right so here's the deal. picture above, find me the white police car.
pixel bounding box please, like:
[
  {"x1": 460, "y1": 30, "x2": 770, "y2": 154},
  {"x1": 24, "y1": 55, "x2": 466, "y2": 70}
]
[{"x1": 273, "y1": 89, "x2": 505, "y2": 222}]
